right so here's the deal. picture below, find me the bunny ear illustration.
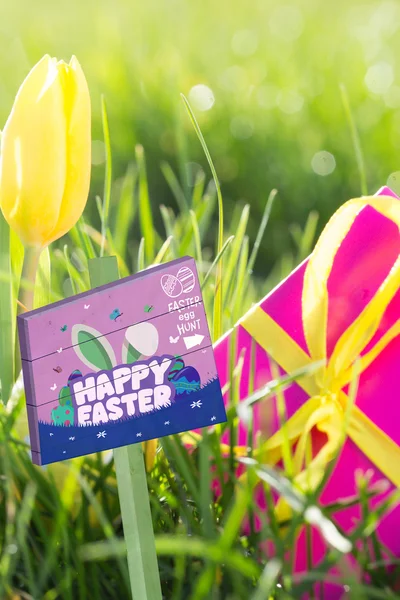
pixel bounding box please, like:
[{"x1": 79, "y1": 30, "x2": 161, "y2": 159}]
[
  {"x1": 122, "y1": 322, "x2": 159, "y2": 364},
  {"x1": 72, "y1": 324, "x2": 117, "y2": 372}
]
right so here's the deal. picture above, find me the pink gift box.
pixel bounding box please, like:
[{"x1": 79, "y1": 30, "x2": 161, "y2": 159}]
[{"x1": 213, "y1": 186, "x2": 400, "y2": 597}]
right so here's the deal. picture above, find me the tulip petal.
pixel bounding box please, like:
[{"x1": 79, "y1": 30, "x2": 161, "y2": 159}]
[
  {"x1": 0, "y1": 55, "x2": 67, "y2": 247},
  {"x1": 48, "y1": 56, "x2": 91, "y2": 245}
]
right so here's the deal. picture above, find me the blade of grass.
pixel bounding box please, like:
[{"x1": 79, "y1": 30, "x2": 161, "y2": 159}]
[
  {"x1": 192, "y1": 169, "x2": 206, "y2": 208},
  {"x1": 137, "y1": 237, "x2": 145, "y2": 272},
  {"x1": 105, "y1": 227, "x2": 130, "y2": 278},
  {"x1": 80, "y1": 535, "x2": 261, "y2": 581},
  {"x1": 246, "y1": 189, "x2": 277, "y2": 280},
  {"x1": 157, "y1": 536, "x2": 261, "y2": 580},
  {"x1": 160, "y1": 205, "x2": 179, "y2": 258},
  {"x1": 114, "y1": 164, "x2": 137, "y2": 260},
  {"x1": 189, "y1": 210, "x2": 203, "y2": 272},
  {"x1": 72, "y1": 215, "x2": 97, "y2": 261},
  {"x1": 340, "y1": 83, "x2": 368, "y2": 196},
  {"x1": 78, "y1": 473, "x2": 130, "y2": 589},
  {"x1": 153, "y1": 236, "x2": 173, "y2": 265},
  {"x1": 136, "y1": 144, "x2": 156, "y2": 263},
  {"x1": 181, "y1": 94, "x2": 223, "y2": 341},
  {"x1": 232, "y1": 236, "x2": 249, "y2": 322},
  {"x1": 223, "y1": 205, "x2": 250, "y2": 307},
  {"x1": 63, "y1": 245, "x2": 86, "y2": 294},
  {"x1": 197, "y1": 187, "x2": 217, "y2": 241},
  {"x1": 295, "y1": 211, "x2": 319, "y2": 262},
  {"x1": 269, "y1": 360, "x2": 294, "y2": 478},
  {"x1": 237, "y1": 360, "x2": 324, "y2": 426},
  {"x1": 161, "y1": 435, "x2": 201, "y2": 507},
  {"x1": 219, "y1": 477, "x2": 254, "y2": 550},
  {"x1": 161, "y1": 161, "x2": 189, "y2": 214},
  {"x1": 180, "y1": 198, "x2": 214, "y2": 255},
  {"x1": 250, "y1": 559, "x2": 282, "y2": 600},
  {"x1": 201, "y1": 236, "x2": 234, "y2": 291},
  {"x1": 199, "y1": 433, "x2": 214, "y2": 540}
]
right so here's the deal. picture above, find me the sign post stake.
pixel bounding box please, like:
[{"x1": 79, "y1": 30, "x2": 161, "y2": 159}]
[{"x1": 88, "y1": 256, "x2": 162, "y2": 600}]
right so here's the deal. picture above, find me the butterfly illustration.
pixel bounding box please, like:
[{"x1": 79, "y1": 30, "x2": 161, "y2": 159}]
[
  {"x1": 53, "y1": 366, "x2": 62, "y2": 373},
  {"x1": 144, "y1": 305, "x2": 154, "y2": 313},
  {"x1": 60, "y1": 325, "x2": 68, "y2": 332},
  {"x1": 110, "y1": 308, "x2": 123, "y2": 321}
]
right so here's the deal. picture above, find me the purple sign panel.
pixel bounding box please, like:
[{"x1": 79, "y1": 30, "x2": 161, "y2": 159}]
[{"x1": 18, "y1": 257, "x2": 226, "y2": 465}]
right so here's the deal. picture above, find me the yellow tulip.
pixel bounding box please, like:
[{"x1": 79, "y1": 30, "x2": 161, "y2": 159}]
[
  {"x1": 0, "y1": 54, "x2": 91, "y2": 248},
  {"x1": 143, "y1": 438, "x2": 158, "y2": 472}
]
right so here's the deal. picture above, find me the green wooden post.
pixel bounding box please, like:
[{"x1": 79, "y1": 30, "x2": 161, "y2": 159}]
[{"x1": 88, "y1": 256, "x2": 162, "y2": 600}]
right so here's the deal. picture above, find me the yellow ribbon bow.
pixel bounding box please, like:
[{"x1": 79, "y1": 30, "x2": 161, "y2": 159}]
[{"x1": 240, "y1": 195, "x2": 400, "y2": 514}]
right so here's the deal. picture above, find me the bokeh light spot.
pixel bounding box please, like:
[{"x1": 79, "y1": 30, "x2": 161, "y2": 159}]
[
  {"x1": 269, "y1": 5, "x2": 304, "y2": 41},
  {"x1": 277, "y1": 90, "x2": 304, "y2": 114},
  {"x1": 230, "y1": 116, "x2": 254, "y2": 140},
  {"x1": 220, "y1": 65, "x2": 248, "y2": 92},
  {"x1": 188, "y1": 84, "x2": 215, "y2": 112},
  {"x1": 231, "y1": 29, "x2": 259, "y2": 57},
  {"x1": 257, "y1": 84, "x2": 279, "y2": 109},
  {"x1": 365, "y1": 62, "x2": 394, "y2": 95},
  {"x1": 387, "y1": 171, "x2": 400, "y2": 195},
  {"x1": 384, "y1": 85, "x2": 400, "y2": 108},
  {"x1": 311, "y1": 151, "x2": 336, "y2": 176}
]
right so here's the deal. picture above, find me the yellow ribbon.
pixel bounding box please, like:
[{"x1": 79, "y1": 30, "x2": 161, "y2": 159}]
[{"x1": 239, "y1": 195, "x2": 400, "y2": 514}]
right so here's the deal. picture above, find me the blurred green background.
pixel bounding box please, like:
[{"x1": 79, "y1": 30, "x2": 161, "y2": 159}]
[{"x1": 1, "y1": 0, "x2": 400, "y2": 273}]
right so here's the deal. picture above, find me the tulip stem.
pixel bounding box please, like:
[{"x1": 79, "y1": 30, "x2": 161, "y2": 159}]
[
  {"x1": 19, "y1": 246, "x2": 41, "y2": 313},
  {"x1": 15, "y1": 246, "x2": 42, "y2": 373}
]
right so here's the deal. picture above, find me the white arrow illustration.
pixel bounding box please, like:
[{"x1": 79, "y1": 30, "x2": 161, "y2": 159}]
[{"x1": 183, "y1": 334, "x2": 204, "y2": 350}]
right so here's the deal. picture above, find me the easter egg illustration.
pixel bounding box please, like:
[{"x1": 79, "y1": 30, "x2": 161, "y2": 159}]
[
  {"x1": 161, "y1": 274, "x2": 183, "y2": 298},
  {"x1": 123, "y1": 322, "x2": 159, "y2": 363},
  {"x1": 58, "y1": 386, "x2": 72, "y2": 406},
  {"x1": 51, "y1": 403, "x2": 75, "y2": 426},
  {"x1": 68, "y1": 370, "x2": 82, "y2": 383},
  {"x1": 168, "y1": 357, "x2": 185, "y2": 381},
  {"x1": 176, "y1": 266, "x2": 195, "y2": 293},
  {"x1": 170, "y1": 366, "x2": 201, "y2": 395}
]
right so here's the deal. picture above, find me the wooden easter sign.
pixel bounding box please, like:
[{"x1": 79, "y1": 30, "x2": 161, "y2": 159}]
[{"x1": 18, "y1": 256, "x2": 226, "y2": 465}]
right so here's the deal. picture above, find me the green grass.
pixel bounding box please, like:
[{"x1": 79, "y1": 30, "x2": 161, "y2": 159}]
[
  {"x1": 1, "y1": 0, "x2": 400, "y2": 275},
  {"x1": 0, "y1": 92, "x2": 399, "y2": 599}
]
